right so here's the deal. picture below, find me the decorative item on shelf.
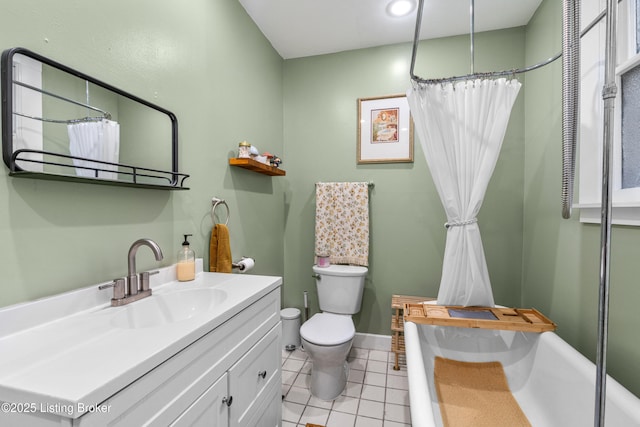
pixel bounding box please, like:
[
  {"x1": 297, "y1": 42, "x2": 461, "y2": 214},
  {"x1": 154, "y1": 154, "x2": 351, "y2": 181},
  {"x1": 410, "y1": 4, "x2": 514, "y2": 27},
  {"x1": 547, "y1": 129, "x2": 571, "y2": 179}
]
[
  {"x1": 249, "y1": 145, "x2": 260, "y2": 158},
  {"x1": 254, "y1": 155, "x2": 269, "y2": 165},
  {"x1": 270, "y1": 155, "x2": 282, "y2": 168},
  {"x1": 238, "y1": 141, "x2": 251, "y2": 158},
  {"x1": 262, "y1": 152, "x2": 274, "y2": 165}
]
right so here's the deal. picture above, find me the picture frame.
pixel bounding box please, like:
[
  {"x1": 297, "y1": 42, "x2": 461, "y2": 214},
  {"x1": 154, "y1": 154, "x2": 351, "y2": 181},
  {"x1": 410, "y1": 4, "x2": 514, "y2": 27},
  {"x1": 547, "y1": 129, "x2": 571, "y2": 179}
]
[{"x1": 357, "y1": 94, "x2": 414, "y2": 164}]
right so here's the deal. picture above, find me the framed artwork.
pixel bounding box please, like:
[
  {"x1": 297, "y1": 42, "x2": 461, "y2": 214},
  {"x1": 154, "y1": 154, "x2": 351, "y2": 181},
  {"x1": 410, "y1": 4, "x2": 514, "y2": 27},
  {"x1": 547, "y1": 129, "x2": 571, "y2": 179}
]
[{"x1": 357, "y1": 94, "x2": 414, "y2": 164}]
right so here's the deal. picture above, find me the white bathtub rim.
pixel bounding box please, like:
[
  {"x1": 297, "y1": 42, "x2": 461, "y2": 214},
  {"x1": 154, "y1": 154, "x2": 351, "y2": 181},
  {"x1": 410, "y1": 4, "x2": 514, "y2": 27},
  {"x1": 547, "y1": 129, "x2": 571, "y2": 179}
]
[
  {"x1": 404, "y1": 320, "x2": 640, "y2": 427},
  {"x1": 405, "y1": 321, "x2": 436, "y2": 427}
]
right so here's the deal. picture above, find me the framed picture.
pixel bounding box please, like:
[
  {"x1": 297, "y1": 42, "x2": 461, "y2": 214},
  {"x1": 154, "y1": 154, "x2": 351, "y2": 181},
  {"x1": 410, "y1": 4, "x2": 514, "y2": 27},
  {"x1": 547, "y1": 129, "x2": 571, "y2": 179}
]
[{"x1": 357, "y1": 94, "x2": 414, "y2": 164}]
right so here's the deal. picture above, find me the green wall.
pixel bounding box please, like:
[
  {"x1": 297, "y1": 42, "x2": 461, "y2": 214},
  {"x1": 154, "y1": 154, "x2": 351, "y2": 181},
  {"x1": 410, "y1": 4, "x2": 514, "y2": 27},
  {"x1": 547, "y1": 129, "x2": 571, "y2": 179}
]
[
  {"x1": 3, "y1": 0, "x2": 639, "y2": 400},
  {"x1": 0, "y1": 0, "x2": 285, "y2": 307},
  {"x1": 523, "y1": 0, "x2": 640, "y2": 397},
  {"x1": 282, "y1": 27, "x2": 526, "y2": 337}
]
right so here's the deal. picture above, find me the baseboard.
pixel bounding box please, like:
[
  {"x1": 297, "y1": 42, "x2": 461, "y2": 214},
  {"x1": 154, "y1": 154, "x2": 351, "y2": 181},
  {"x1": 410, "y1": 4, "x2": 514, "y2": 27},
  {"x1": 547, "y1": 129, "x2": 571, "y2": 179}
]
[{"x1": 353, "y1": 332, "x2": 391, "y2": 351}]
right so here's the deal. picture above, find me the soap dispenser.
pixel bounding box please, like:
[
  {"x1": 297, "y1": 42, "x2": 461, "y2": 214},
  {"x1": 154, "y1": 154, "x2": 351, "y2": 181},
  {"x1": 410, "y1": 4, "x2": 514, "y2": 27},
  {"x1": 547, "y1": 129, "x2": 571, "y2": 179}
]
[{"x1": 177, "y1": 234, "x2": 195, "y2": 282}]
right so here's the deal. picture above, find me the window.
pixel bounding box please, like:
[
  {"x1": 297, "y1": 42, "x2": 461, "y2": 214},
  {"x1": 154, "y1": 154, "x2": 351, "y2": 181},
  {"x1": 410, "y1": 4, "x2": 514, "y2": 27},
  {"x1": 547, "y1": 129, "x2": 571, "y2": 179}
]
[{"x1": 578, "y1": 0, "x2": 640, "y2": 225}]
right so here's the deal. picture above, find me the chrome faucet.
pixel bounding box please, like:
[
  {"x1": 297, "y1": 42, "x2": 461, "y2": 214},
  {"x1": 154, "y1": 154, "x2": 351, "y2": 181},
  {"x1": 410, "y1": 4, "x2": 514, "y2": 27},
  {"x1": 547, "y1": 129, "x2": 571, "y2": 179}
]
[
  {"x1": 99, "y1": 238, "x2": 164, "y2": 306},
  {"x1": 127, "y1": 238, "x2": 164, "y2": 296}
]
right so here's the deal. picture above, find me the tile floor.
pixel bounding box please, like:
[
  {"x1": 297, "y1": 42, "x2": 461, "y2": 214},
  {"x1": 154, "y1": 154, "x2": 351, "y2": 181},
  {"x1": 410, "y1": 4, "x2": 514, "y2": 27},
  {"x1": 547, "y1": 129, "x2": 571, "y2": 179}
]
[{"x1": 281, "y1": 347, "x2": 412, "y2": 427}]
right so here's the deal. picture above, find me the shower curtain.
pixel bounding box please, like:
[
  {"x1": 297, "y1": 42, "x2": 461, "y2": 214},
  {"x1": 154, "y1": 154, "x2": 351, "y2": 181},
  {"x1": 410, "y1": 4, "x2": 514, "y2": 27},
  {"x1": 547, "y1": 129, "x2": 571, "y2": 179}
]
[
  {"x1": 68, "y1": 119, "x2": 120, "y2": 179},
  {"x1": 407, "y1": 78, "x2": 521, "y2": 307}
]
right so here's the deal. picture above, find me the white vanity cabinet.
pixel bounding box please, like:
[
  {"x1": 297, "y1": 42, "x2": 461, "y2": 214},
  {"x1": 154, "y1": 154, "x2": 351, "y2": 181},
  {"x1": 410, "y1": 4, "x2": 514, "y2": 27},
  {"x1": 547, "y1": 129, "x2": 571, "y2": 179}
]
[
  {"x1": 78, "y1": 287, "x2": 282, "y2": 427},
  {"x1": 0, "y1": 271, "x2": 282, "y2": 427}
]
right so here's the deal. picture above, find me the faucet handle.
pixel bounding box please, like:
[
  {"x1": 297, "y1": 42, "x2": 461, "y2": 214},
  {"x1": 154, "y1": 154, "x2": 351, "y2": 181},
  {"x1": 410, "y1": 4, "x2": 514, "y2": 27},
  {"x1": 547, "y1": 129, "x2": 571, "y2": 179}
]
[
  {"x1": 139, "y1": 270, "x2": 160, "y2": 292},
  {"x1": 98, "y1": 278, "x2": 126, "y2": 300}
]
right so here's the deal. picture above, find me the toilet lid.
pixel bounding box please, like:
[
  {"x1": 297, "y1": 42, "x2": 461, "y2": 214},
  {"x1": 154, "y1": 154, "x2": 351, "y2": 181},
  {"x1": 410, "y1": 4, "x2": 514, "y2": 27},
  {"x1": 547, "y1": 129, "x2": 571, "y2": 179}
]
[{"x1": 300, "y1": 313, "x2": 355, "y2": 346}]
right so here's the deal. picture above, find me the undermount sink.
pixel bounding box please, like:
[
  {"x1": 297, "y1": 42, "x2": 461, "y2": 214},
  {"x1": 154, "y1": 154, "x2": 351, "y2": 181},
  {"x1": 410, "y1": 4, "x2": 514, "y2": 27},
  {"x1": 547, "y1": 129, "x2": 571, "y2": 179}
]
[{"x1": 111, "y1": 288, "x2": 227, "y2": 329}]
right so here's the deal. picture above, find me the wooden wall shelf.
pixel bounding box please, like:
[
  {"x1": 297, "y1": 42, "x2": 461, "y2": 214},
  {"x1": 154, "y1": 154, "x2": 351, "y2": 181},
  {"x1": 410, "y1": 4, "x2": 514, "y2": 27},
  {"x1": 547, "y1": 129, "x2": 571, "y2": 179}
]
[{"x1": 229, "y1": 158, "x2": 286, "y2": 176}]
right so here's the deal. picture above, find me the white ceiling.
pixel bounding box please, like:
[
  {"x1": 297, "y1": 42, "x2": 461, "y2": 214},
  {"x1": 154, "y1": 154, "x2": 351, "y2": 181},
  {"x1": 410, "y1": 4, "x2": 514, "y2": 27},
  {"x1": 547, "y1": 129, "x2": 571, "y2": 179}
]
[{"x1": 238, "y1": 0, "x2": 543, "y2": 59}]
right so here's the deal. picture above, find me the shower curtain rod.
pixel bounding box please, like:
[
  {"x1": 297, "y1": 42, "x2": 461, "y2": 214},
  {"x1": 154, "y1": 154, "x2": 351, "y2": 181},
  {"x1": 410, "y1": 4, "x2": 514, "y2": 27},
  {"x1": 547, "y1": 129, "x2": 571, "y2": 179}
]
[
  {"x1": 409, "y1": 0, "x2": 612, "y2": 84},
  {"x1": 12, "y1": 79, "x2": 112, "y2": 122}
]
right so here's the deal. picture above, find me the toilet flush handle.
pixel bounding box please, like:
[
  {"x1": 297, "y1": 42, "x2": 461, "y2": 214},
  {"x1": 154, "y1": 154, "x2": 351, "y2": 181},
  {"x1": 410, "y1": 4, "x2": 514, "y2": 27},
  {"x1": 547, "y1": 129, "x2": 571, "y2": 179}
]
[{"x1": 312, "y1": 274, "x2": 321, "y2": 280}]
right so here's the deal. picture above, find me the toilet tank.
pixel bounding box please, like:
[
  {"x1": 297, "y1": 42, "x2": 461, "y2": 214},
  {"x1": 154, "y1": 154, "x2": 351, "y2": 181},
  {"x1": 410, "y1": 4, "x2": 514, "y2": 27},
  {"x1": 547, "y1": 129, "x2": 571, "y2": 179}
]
[{"x1": 313, "y1": 265, "x2": 368, "y2": 315}]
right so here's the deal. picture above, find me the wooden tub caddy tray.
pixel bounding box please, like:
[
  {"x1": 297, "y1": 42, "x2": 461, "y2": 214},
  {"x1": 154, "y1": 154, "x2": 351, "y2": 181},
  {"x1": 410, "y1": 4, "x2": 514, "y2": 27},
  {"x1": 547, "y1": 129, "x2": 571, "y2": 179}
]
[{"x1": 404, "y1": 303, "x2": 556, "y2": 333}]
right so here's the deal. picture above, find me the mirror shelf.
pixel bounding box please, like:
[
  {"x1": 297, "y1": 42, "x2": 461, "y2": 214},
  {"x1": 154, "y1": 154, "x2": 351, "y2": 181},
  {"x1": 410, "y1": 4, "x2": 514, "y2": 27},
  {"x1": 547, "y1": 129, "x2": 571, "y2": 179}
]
[
  {"x1": 9, "y1": 149, "x2": 190, "y2": 190},
  {"x1": 1, "y1": 47, "x2": 190, "y2": 190}
]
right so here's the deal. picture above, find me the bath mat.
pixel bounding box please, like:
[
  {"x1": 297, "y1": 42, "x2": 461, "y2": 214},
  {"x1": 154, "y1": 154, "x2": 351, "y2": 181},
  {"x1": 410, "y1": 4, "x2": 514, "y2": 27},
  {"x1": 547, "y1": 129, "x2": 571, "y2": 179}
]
[{"x1": 434, "y1": 356, "x2": 531, "y2": 427}]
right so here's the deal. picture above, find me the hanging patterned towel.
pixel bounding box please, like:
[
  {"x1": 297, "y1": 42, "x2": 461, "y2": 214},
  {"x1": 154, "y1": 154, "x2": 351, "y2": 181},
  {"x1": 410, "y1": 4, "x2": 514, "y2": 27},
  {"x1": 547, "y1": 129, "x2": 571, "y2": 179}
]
[{"x1": 315, "y1": 182, "x2": 369, "y2": 267}]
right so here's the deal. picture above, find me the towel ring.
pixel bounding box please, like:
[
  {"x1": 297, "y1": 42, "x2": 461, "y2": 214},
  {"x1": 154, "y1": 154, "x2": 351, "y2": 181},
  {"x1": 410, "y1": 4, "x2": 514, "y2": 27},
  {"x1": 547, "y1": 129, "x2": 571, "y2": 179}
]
[{"x1": 211, "y1": 197, "x2": 229, "y2": 225}]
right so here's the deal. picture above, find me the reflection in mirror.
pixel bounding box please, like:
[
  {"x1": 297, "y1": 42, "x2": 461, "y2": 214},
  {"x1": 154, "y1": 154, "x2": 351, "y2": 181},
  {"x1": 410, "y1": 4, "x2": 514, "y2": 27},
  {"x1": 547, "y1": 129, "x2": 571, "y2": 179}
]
[{"x1": 1, "y1": 47, "x2": 188, "y2": 189}]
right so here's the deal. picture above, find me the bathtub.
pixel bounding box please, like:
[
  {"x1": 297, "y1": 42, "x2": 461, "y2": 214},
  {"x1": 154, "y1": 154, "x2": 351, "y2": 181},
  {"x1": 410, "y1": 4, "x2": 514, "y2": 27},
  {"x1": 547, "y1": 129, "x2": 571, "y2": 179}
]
[{"x1": 404, "y1": 321, "x2": 640, "y2": 426}]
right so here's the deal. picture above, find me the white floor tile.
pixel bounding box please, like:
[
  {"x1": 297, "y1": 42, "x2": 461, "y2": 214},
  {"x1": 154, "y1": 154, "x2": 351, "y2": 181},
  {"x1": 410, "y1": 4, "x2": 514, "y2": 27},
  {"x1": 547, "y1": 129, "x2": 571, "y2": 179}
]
[
  {"x1": 343, "y1": 381, "x2": 363, "y2": 398},
  {"x1": 283, "y1": 358, "x2": 305, "y2": 372},
  {"x1": 284, "y1": 386, "x2": 310, "y2": 405},
  {"x1": 348, "y1": 368, "x2": 365, "y2": 383},
  {"x1": 282, "y1": 347, "x2": 411, "y2": 427},
  {"x1": 282, "y1": 369, "x2": 297, "y2": 385},
  {"x1": 363, "y1": 371, "x2": 386, "y2": 387},
  {"x1": 366, "y1": 360, "x2": 387, "y2": 374},
  {"x1": 349, "y1": 347, "x2": 369, "y2": 360},
  {"x1": 384, "y1": 402, "x2": 412, "y2": 424},
  {"x1": 326, "y1": 410, "x2": 357, "y2": 427},
  {"x1": 386, "y1": 374, "x2": 408, "y2": 390},
  {"x1": 349, "y1": 357, "x2": 367, "y2": 371},
  {"x1": 361, "y1": 384, "x2": 385, "y2": 402},
  {"x1": 368, "y1": 349, "x2": 389, "y2": 362},
  {"x1": 282, "y1": 401, "x2": 305, "y2": 424},
  {"x1": 308, "y1": 395, "x2": 333, "y2": 409},
  {"x1": 332, "y1": 395, "x2": 359, "y2": 414},
  {"x1": 356, "y1": 416, "x2": 383, "y2": 427},
  {"x1": 293, "y1": 372, "x2": 310, "y2": 388},
  {"x1": 387, "y1": 362, "x2": 408, "y2": 376},
  {"x1": 358, "y1": 399, "x2": 384, "y2": 419},
  {"x1": 289, "y1": 348, "x2": 307, "y2": 360},
  {"x1": 385, "y1": 388, "x2": 409, "y2": 406},
  {"x1": 300, "y1": 405, "x2": 330, "y2": 425}
]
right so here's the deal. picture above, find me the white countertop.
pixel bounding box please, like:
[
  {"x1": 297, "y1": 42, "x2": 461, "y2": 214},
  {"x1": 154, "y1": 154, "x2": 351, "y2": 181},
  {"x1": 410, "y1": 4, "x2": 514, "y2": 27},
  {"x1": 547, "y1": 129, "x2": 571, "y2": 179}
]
[{"x1": 0, "y1": 262, "x2": 282, "y2": 418}]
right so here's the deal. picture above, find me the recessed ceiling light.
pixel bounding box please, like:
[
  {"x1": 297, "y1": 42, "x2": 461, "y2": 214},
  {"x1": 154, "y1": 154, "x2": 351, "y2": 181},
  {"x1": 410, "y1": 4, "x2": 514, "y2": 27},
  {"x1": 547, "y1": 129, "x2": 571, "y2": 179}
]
[{"x1": 387, "y1": 0, "x2": 416, "y2": 17}]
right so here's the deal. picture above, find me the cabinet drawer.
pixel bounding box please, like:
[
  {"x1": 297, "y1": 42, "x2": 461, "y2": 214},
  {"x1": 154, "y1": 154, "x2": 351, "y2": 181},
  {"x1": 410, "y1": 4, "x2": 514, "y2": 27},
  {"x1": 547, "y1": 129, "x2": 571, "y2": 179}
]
[{"x1": 229, "y1": 323, "x2": 282, "y2": 427}]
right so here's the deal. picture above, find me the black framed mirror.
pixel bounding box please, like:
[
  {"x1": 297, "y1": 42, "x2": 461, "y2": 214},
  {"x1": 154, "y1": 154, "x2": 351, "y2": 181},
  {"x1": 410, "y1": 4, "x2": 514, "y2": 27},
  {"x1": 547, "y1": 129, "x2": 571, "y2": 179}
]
[{"x1": 1, "y1": 47, "x2": 189, "y2": 189}]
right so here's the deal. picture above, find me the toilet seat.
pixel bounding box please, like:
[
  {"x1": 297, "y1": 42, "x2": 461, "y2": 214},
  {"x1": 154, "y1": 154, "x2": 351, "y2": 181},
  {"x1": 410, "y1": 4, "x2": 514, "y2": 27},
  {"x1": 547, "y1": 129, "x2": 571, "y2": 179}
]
[{"x1": 300, "y1": 313, "x2": 355, "y2": 346}]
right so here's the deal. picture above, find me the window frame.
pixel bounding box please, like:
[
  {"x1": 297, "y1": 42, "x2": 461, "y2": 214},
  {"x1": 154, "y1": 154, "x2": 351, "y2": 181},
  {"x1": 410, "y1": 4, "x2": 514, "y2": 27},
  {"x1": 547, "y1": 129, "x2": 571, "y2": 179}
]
[{"x1": 577, "y1": 0, "x2": 640, "y2": 225}]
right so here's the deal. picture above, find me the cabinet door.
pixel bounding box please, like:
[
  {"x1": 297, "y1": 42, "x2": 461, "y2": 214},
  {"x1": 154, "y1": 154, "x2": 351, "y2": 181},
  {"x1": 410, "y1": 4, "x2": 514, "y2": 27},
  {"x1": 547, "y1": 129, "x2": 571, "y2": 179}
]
[
  {"x1": 170, "y1": 373, "x2": 229, "y2": 427},
  {"x1": 228, "y1": 324, "x2": 281, "y2": 427},
  {"x1": 244, "y1": 380, "x2": 282, "y2": 427}
]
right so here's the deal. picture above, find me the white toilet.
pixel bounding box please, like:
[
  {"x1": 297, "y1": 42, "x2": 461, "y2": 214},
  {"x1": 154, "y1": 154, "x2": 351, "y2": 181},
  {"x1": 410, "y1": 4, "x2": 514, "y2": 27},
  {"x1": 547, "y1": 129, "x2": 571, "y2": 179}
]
[{"x1": 300, "y1": 264, "x2": 368, "y2": 400}]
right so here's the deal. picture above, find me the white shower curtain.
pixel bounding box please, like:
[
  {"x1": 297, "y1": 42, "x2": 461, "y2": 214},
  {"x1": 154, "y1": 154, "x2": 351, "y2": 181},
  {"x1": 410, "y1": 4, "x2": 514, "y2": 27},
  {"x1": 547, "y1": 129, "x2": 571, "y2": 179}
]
[
  {"x1": 407, "y1": 78, "x2": 521, "y2": 307},
  {"x1": 68, "y1": 119, "x2": 120, "y2": 179}
]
